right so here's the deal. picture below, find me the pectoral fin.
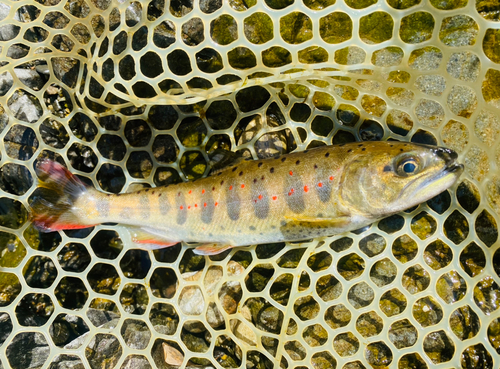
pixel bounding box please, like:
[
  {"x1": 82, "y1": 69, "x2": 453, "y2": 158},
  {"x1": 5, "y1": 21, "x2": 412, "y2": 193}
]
[
  {"x1": 193, "y1": 243, "x2": 234, "y2": 255},
  {"x1": 128, "y1": 227, "x2": 179, "y2": 250},
  {"x1": 283, "y1": 215, "x2": 351, "y2": 228}
]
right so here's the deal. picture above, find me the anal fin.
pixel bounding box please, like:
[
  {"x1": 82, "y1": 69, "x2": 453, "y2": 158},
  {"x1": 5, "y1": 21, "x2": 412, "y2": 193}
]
[
  {"x1": 193, "y1": 243, "x2": 234, "y2": 256},
  {"x1": 128, "y1": 227, "x2": 179, "y2": 250}
]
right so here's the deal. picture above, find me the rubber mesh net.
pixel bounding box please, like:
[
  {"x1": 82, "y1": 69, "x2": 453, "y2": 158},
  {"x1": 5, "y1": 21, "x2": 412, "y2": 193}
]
[{"x1": 0, "y1": 0, "x2": 500, "y2": 367}]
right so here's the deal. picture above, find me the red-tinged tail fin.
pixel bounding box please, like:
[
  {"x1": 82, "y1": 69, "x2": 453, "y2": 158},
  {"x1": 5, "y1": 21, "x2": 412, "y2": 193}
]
[{"x1": 30, "y1": 160, "x2": 96, "y2": 232}]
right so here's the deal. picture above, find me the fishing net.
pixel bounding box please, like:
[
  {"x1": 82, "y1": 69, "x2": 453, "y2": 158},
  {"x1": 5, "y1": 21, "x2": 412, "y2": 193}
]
[{"x1": 0, "y1": 0, "x2": 499, "y2": 367}]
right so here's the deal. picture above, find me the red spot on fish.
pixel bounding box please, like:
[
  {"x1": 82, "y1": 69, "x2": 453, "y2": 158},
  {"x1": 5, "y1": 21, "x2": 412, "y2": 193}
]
[
  {"x1": 258, "y1": 194, "x2": 263, "y2": 200},
  {"x1": 288, "y1": 188, "x2": 294, "y2": 196},
  {"x1": 195, "y1": 204, "x2": 198, "y2": 208},
  {"x1": 318, "y1": 182, "x2": 323, "y2": 188},
  {"x1": 215, "y1": 202, "x2": 218, "y2": 206},
  {"x1": 188, "y1": 206, "x2": 191, "y2": 209},
  {"x1": 189, "y1": 190, "x2": 192, "y2": 194},
  {"x1": 329, "y1": 176, "x2": 334, "y2": 181},
  {"x1": 289, "y1": 171, "x2": 293, "y2": 176},
  {"x1": 202, "y1": 189, "x2": 205, "y2": 194},
  {"x1": 272, "y1": 196, "x2": 277, "y2": 200},
  {"x1": 212, "y1": 187, "x2": 215, "y2": 191},
  {"x1": 304, "y1": 185, "x2": 309, "y2": 192},
  {"x1": 241, "y1": 184, "x2": 245, "y2": 189},
  {"x1": 229, "y1": 185, "x2": 233, "y2": 190},
  {"x1": 254, "y1": 199, "x2": 257, "y2": 203},
  {"x1": 180, "y1": 206, "x2": 183, "y2": 210},
  {"x1": 204, "y1": 202, "x2": 207, "y2": 207}
]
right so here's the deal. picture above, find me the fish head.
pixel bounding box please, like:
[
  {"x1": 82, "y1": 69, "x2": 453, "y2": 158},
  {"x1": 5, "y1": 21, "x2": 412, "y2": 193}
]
[{"x1": 340, "y1": 142, "x2": 464, "y2": 217}]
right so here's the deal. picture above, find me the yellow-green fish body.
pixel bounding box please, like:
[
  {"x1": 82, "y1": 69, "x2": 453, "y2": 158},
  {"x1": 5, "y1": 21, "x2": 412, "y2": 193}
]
[{"x1": 32, "y1": 141, "x2": 463, "y2": 254}]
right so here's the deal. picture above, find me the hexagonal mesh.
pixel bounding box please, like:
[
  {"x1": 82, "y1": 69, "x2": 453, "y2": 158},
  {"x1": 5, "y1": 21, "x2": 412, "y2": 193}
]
[{"x1": 0, "y1": 0, "x2": 500, "y2": 368}]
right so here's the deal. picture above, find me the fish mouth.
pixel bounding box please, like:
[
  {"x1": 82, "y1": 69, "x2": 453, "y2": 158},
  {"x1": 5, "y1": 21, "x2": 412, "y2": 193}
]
[
  {"x1": 418, "y1": 153, "x2": 464, "y2": 195},
  {"x1": 434, "y1": 146, "x2": 463, "y2": 178}
]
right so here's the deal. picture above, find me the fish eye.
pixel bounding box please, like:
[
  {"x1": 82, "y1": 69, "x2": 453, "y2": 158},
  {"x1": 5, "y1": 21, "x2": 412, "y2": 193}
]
[{"x1": 396, "y1": 157, "x2": 420, "y2": 176}]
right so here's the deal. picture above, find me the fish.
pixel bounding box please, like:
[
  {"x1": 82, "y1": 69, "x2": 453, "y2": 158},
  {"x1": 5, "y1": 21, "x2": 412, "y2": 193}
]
[{"x1": 30, "y1": 141, "x2": 463, "y2": 255}]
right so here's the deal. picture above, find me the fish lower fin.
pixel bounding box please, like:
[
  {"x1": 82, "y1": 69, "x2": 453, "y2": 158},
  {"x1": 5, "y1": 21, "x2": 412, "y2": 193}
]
[
  {"x1": 193, "y1": 243, "x2": 234, "y2": 255},
  {"x1": 129, "y1": 227, "x2": 179, "y2": 250},
  {"x1": 30, "y1": 160, "x2": 97, "y2": 232},
  {"x1": 283, "y1": 215, "x2": 351, "y2": 228}
]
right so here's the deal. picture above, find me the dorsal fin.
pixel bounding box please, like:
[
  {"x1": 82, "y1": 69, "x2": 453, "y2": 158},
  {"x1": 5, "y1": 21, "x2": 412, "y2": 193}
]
[{"x1": 208, "y1": 149, "x2": 248, "y2": 176}]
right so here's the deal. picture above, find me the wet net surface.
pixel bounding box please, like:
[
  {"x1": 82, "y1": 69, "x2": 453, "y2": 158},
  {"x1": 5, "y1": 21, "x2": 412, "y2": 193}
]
[{"x1": 0, "y1": 0, "x2": 500, "y2": 368}]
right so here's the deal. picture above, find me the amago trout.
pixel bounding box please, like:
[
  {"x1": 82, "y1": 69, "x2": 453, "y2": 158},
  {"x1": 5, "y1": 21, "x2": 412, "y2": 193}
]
[{"x1": 31, "y1": 141, "x2": 463, "y2": 255}]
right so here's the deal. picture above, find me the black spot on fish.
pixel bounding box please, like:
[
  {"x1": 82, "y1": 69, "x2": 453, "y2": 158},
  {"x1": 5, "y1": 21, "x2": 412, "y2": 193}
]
[
  {"x1": 249, "y1": 226, "x2": 256, "y2": 231},
  {"x1": 232, "y1": 167, "x2": 238, "y2": 172},
  {"x1": 145, "y1": 189, "x2": 150, "y2": 192},
  {"x1": 261, "y1": 175, "x2": 265, "y2": 180},
  {"x1": 362, "y1": 148, "x2": 366, "y2": 151},
  {"x1": 221, "y1": 180, "x2": 224, "y2": 185},
  {"x1": 400, "y1": 148, "x2": 404, "y2": 152},
  {"x1": 158, "y1": 193, "x2": 162, "y2": 197},
  {"x1": 304, "y1": 150, "x2": 309, "y2": 153},
  {"x1": 347, "y1": 149, "x2": 352, "y2": 153},
  {"x1": 383, "y1": 165, "x2": 392, "y2": 172},
  {"x1": 270, "y1": 167, "x2": 274, "y2": 173},
  {"x1": 314, "y1": 164, "x2": 318, "y2": 169},
  {"x1": 258, "y1": 162, "x2": 263, "y2": 167},
  {"x1": 239, "y1": 171, "x2": 243, "y2": 176},
  {"x1": 325, "y1": 152, "x2": 330, "y2": 157},
  {"x1": 296, "y1": 160, "x2": 300, "y2": 165},
  {"x1": 253, "y1": 178, "x2": 257, "y2": 183},
  {"x1": 281, "y1": 157, "x2": 286, "y2": 162}
]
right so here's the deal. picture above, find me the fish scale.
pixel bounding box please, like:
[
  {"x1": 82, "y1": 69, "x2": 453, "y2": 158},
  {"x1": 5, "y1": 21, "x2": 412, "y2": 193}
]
[{"x1": 32, "y1": 141, "x2": 463, "y2": 255}]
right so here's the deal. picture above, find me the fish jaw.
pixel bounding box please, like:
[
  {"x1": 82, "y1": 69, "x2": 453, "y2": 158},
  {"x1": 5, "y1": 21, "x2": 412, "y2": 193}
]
[
  {"x1": 391, "y1": 161, "x2": 464, "y2": 215},
  {"x1": 404, "y1": 162, "x2": 463, "y2": 208}
]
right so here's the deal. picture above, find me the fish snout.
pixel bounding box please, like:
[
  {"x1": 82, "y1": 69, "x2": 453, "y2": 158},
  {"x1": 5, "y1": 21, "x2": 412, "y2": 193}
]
[{"x1": 434, "y1": 147, "x2": 458, "y2": 163}]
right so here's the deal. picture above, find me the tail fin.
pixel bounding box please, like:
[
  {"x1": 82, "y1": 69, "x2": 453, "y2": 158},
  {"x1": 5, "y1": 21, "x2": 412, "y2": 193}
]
[{"x1": 31, "y1": 160, "x2": 95, "y2": 232}]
